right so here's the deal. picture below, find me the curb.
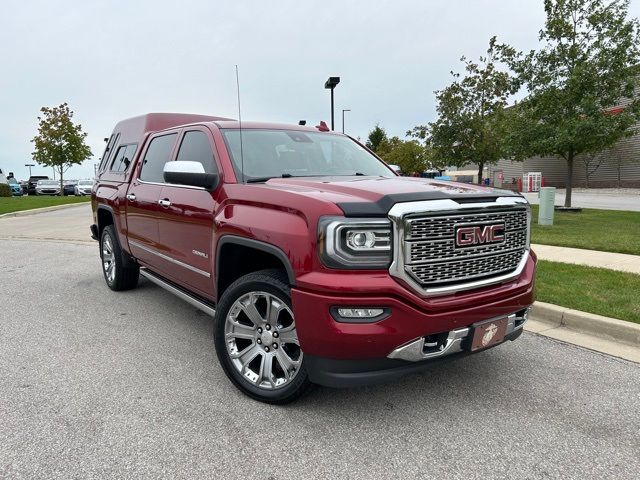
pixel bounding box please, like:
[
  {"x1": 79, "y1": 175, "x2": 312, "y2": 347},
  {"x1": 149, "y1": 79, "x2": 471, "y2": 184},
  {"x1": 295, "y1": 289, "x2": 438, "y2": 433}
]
[
  {"x1": 529, "y1": 301, "x2": 640, "y2": 346},
  {"x1": 0, "y1": 202, "x2": 90, "y2": 219}
]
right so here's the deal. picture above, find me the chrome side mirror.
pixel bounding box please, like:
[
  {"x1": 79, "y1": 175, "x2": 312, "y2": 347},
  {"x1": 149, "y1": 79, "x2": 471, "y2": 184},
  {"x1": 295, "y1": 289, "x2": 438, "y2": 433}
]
[{"x1": 163, "y1": 161, "x2": 219, "y2": 190}]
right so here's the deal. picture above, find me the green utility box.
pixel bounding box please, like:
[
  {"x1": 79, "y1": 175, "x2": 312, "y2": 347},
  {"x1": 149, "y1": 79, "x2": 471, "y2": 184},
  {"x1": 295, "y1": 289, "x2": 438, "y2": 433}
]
[{"x1": 538, "y1": 187, "x2": 556, "y2": 226}]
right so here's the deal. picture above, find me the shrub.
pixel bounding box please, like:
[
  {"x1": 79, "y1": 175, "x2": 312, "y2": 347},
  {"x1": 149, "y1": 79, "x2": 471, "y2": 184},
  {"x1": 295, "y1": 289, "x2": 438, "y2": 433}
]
[{"x1": 0, "y1": 183, "x2": 12, "y2": 197}]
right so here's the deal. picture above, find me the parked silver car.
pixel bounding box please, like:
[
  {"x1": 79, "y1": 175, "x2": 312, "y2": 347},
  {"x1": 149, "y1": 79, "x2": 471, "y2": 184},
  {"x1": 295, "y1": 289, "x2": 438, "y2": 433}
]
[
  {"x1": 35, "y1": 179, "x2": 60, "y2": 195},
  {"x1": 75, "y1": 179, "x2": 94, "y2": 196}
]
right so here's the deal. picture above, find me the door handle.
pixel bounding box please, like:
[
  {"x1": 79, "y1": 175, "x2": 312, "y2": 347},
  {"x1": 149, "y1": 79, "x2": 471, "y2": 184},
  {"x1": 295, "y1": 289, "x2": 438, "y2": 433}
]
[
  {"x1": 126, "y1": 193, "x2": 136, "y2": 201},
  {"x1": 158, "y1": 199, "x2": 171, "y2": 207}
]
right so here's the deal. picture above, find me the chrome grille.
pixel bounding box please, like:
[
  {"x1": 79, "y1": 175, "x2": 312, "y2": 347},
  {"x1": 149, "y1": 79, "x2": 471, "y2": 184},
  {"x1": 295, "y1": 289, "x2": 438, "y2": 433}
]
[
  {"x1": 408, "y1": 229, "x2": 526, "y2": 263},
  {"x1": 402, "y1": 207, "x2": 529, "y2": 288},
  {"x1": 407, "y1": 210, "x2": 528, "y2": 240}
]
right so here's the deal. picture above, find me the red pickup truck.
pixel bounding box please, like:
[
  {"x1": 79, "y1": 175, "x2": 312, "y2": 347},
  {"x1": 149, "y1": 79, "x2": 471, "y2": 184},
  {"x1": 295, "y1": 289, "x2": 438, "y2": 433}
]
[{"x1": 91, "y1": 113, "x2": 536, "y2": 404}]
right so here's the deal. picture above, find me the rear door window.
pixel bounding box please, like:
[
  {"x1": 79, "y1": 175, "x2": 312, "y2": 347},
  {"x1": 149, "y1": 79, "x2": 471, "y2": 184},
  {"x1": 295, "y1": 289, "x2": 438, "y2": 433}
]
[{"x1": 139, "y1": 134, "x2": 177, "y2": 183}]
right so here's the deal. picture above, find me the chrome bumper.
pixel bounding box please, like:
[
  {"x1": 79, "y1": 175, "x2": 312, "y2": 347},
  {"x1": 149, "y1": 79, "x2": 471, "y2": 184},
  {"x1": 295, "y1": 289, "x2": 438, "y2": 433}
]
[{"x1": 387, "y1": 308, "x2": 529, "y2": 362}]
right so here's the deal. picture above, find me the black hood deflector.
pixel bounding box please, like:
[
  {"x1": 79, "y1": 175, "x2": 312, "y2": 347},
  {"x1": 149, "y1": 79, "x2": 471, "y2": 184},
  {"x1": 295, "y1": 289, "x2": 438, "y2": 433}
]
[{"x1": 337, "y1": 190, "x2": 523, "y2": 217}]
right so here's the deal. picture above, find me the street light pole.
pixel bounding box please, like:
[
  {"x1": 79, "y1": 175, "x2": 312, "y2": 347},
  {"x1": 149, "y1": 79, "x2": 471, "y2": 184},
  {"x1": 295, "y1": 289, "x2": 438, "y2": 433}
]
[
  {"x1": 324, "y1": 77, "x2": 340, "y2": 130},
  {"x1": 341, "y1": 109, "x2": 351, "y2": 134},
  {"x1": 25, "y1": 163, "x2": 35, "y2": 177}
]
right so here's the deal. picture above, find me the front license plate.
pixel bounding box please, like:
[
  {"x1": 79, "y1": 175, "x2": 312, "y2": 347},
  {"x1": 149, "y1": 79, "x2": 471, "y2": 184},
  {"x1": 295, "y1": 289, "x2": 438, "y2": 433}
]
[{"x1": 470, "y1": 317, "x2": 508, "y2": 351}]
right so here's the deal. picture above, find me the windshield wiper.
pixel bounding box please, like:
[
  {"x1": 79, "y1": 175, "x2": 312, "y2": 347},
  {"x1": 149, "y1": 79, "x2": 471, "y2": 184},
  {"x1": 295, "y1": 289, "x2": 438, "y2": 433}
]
[{"x1": 245, "y1": 173, "x2": 293, "y2": 183}]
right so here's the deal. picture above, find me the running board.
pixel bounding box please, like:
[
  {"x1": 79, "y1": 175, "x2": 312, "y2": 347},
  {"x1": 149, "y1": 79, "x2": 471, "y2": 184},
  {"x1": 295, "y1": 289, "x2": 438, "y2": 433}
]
[{"x1": 139, "y1": 268, "x2": 216, "y2": 317}]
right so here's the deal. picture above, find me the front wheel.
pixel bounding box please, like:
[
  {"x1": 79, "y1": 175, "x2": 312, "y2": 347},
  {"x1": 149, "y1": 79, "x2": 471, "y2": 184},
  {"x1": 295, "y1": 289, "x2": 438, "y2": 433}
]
[
  {"x1": 214, "y1": 269, "x2": 312, "y2": 404},
  {"x1": 100, "y1": 225, "x2": 139, "y2": 291}
]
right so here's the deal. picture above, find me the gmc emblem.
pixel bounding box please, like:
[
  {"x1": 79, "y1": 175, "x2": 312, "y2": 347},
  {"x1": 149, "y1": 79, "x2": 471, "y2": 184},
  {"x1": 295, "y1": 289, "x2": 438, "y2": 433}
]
[{"x1": 455, "y1": 223, "x2": 505, "y2": 248}]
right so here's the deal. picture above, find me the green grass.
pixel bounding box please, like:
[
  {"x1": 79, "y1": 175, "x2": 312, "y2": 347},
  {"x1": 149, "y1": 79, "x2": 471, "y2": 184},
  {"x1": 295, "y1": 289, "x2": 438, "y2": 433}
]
[
  {"x1": 536, "y1": 260, "x2": 640, "y2": 323},
  {"x1": 0, "y1": 195, "x2": 90, "y2": 215},
  {"x1": 530, "y1": 205, "x2": 640, "y2": 255}
]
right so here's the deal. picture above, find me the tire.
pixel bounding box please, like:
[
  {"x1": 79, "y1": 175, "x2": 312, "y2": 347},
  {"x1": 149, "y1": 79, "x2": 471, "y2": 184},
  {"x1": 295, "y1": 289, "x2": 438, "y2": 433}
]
[
  {"x1": 100, "y1": 225, "x2": 139, "y2": 291},
  {"x1": 214, "y1": 269, "x2": 312, "y2": 404}
]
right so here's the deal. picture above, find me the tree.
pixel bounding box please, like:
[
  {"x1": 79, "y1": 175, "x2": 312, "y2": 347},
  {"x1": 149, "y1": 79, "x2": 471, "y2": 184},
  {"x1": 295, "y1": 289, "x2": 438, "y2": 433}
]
[
  {"x1": 410, "y1": 38, "x2": 517, "y2": 184},
  {"x1": 31, "y1": 103, "x2": 92, "y2": 195},
  {"x1": 376, "y1": 137, "x2": 429, "y2": 174},
  {"x1": 366, "y1": 124, "x2": 388, "y2": 152},
  {"x1": 581, "y1": 152, "x2": 606, "y2": 188},
  {"x1": 498, "y1": 0, "x2": 640, "y2": 207}
]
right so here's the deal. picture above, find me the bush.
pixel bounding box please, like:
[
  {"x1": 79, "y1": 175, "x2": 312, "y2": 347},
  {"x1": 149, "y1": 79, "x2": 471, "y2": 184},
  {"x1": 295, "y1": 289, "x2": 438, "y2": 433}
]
[{"x1": 0, "y1": 183, "x2": 11, "y2": 197}]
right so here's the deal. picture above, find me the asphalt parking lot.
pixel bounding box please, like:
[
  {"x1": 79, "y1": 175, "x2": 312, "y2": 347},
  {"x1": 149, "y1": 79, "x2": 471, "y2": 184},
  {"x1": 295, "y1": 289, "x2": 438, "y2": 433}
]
[{"x1": 1, "y1": 208, "x2": 639, "y2": 479}]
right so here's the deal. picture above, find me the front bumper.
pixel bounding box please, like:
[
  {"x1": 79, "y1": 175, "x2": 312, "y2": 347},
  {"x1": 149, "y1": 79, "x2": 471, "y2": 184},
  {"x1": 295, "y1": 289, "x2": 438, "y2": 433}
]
[
  {"x1": 305, "y1": 327, "x2": 524, "y2": 388},
  {"x1": 291, "y1": 252, "x2": 536, "y2": 387}
]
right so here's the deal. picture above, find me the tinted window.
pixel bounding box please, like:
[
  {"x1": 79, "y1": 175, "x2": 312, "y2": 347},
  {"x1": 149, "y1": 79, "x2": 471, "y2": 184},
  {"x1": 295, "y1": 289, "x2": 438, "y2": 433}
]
[
  {"x1": 99, "y1": 134, "x2": 119, "y2": 173},
  {"x1": 176, "y1": 131, "x2": 216, "y2": 173},
  {"x1": 111, "y1": 144, "x2": 137, "y2": 172},
  {"x1": 98, "y1": 134, "x2": 114, "y2": 171},
  {"x1": 139, "y1": 134, "x2": 177, "y2": 183},
  {"x1": 222, "y1": 129, "x2": 393, "y2": 181}
]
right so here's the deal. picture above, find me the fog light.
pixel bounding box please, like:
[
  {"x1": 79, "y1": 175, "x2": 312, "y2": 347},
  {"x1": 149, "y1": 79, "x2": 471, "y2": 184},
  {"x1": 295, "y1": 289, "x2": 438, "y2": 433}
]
[
  {"x1": 331, "y1": 306, "x2": 390, "y2": 323},
  {"x1": 337, "y1": 308, "x2": 384, "y2": 318}
]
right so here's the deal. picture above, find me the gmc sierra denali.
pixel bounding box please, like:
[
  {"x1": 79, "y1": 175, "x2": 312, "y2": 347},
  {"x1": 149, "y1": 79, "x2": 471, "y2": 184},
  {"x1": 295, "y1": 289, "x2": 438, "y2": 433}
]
[{"x1": 91, "y1": 113, "x2": 536, "y2": 404}]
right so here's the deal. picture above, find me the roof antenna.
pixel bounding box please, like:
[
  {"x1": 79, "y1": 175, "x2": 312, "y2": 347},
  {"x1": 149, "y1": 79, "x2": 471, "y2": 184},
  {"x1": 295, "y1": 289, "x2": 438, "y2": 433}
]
[{"x1": 235, "y1": 65, "x2": 245, "y2": 183}]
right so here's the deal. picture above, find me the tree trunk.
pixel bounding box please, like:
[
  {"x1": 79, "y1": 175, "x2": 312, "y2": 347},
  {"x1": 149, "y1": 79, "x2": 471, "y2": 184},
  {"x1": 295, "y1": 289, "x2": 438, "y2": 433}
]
[
  {"x1": 564, "y1": 151, "x2": 574, "y2": 208},
  {"x1": 59, "y1": 167, "x2": 64, "y2": 196},
  {"x1": 617, "y1": 160, "x2": 622, "y2": 188},
  {"x1": 477, "y1": 162, "x2": 484, "y2": 185},
  {"x1": 584, "y1": 162, "x2": 589, "y2": 189}
]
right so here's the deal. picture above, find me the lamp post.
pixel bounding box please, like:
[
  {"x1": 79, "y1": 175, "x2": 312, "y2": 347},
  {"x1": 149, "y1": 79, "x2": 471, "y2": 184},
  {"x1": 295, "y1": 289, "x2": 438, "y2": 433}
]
[
  {"x1": 324, "y1": 76, "x2": 340, "y2": 130},
  {"x1": 25, "y1": 163, "x2": 35, "y2": 177},
  {"x1": 341, "y1": 109, "x2": 351, "y2": 134}
]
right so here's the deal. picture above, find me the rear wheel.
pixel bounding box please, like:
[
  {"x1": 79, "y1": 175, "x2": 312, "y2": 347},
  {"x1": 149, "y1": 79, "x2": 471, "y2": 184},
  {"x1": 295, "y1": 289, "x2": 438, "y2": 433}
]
[
  {"x1": 100, "y1": 225, "x2": 139, "y2": 291},
  {"x1": 214, "y1": 269, "x2": 312, "y2": 404}
]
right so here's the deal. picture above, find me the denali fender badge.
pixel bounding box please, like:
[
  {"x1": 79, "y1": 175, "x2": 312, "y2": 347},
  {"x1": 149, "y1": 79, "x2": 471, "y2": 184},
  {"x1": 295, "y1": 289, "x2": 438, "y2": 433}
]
[
  {"x1": 455, "y1": 223, "x2": 505, "y2": 248},
  {"x1": 192, "y1": 249, "x2": 208, "y2": 258}
]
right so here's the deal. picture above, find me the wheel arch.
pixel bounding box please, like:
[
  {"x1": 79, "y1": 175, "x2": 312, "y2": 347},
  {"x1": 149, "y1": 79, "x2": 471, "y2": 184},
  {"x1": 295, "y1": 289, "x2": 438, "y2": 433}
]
[
  {"x1": 96, "y1": 204, "x2": 115, "y2": 237},
  {"x1": 215, "y1": 236, "x2": 296, "y2": 301}
]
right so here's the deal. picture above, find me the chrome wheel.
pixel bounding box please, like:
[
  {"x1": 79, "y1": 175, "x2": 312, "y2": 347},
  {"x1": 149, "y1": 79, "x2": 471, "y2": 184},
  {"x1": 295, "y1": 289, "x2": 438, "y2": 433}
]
[
  {"x1": 102, "y1": 235, "x2": 116, "y2": 284},
  {"x1": 225, "y1": 291, "x2": 302, "y2": 390}
]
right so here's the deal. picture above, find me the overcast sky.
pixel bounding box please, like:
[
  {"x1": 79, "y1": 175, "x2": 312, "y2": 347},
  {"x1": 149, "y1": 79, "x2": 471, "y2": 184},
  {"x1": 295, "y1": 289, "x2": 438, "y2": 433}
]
[{"x1": 2, "y1": 0, "x2": 639, "y2": 180}]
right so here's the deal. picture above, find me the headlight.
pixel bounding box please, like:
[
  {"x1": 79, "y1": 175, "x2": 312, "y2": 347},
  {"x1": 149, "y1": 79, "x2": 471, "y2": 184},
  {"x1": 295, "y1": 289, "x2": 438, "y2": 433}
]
[{"x1": 319, "y1": 216, "x2": 392, "y2": 269}]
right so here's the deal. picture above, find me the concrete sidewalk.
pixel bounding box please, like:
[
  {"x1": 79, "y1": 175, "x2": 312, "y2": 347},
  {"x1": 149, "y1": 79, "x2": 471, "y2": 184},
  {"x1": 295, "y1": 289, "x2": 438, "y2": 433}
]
[
  {"x1": 523, "y1": 188, "x2": 640, "y2": 211},
  {"x1": 532, "y1": 243, "x2": 640, "y2": 274}
]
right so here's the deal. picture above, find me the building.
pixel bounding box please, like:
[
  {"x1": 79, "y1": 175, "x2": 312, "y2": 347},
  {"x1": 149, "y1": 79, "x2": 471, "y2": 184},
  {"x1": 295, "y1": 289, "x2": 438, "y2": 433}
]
[
  {"x1": 481, "y1": 86, "x2": 640, "y2": 189},
  {"x1": 488, "y1": 130, "x2": 640, "y2": 189}
]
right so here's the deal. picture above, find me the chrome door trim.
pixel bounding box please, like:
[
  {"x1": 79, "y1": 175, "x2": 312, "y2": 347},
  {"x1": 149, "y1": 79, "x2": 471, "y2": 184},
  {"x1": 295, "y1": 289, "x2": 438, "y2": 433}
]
[
  {"x1": 129, "y1": 240, "x2": 211, "y2": 278},
  {"x1": 136, "y1": 178, "x2": 206, "y2": 191}
]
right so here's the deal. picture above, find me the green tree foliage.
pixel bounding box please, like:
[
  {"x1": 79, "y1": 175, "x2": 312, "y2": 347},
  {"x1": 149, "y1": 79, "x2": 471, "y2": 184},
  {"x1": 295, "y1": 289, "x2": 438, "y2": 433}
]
[
  {"x1": 31, "y1": 103, "x2": 92, "y2": 195},
  {"x1": 410, "y1": 38, "x2": 517, "y2": 183},
  {"x1": 498, "y1": 0, "x2": 640, "y2": 207},
  {"x1": 366, "y1": 124, "x2": 388, "y2": 152},
  {"x1": 376, "y1": 137, "x2": 429, "y2": 175}
]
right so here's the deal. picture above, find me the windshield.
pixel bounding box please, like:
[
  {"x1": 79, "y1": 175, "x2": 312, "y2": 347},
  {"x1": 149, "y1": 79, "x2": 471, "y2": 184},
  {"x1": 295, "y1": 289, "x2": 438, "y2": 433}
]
[
  {"x1": 38, "y1": 180, "x2": 58, "y2": 185},
  {"x1": 8, "y1": 178, "x2": 18, "y2": 185},
  {"x1": 222, "y1": 129, "x2": 394, "y2": 182},
  {"x1": 78, "y1": 180, "x2": 93, "y2": 186}
]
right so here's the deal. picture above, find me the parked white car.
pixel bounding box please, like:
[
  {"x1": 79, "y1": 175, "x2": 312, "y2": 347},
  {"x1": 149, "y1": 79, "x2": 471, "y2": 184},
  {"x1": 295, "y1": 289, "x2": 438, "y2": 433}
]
[
  {"x1": 35, "y1": 179, "x2": 61, "y2": 195},
  {"x1": 75, "y1": 179, "x2": 94, "y2": 196}
]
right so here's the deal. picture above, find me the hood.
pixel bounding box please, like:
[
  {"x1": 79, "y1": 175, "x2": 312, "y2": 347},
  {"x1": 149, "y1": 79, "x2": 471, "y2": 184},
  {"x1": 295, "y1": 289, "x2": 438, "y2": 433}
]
[{"x1": 257, "y1": 176, "x2": 521, "y2": 216}]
